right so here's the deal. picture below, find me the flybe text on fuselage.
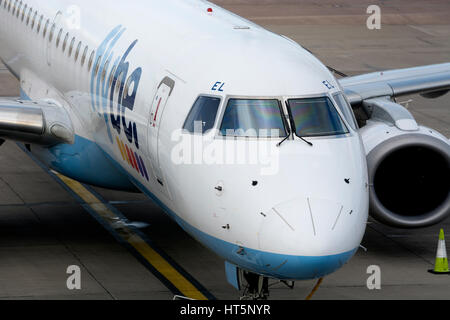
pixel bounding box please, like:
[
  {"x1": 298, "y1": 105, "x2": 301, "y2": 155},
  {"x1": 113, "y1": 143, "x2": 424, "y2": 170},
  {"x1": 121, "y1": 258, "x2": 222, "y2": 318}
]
[{"x1": 90, "y1": 25, "x2": 142, "y2": 150}]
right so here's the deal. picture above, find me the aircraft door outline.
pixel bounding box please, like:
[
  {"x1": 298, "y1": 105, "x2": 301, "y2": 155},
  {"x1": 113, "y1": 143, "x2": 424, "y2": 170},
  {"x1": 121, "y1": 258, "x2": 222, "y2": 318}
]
[{"x1": 147, "y1": 76, "x2": 175, "y2": 189}]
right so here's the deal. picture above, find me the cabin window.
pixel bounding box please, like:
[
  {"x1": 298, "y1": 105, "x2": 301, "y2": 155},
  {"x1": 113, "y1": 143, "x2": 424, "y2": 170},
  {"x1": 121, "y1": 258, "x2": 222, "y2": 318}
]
[
  {"x1": 31, "y1": 11, "x2": 37, "y2": 29},
  {"x1": 26, "y1": 7, "x2": 31, "y2": 25},
  {"x1": 21, "y1": 4, "x2": 26, "y2": 21},
  {"x1": 16, "y1": 1, "x2": 21, "y2": 18},
  {"x1": 56, "y1": 28, "x2": 62, "y2": 47},
  {"x1": 81, "y1": 46, "x2": 88, "y2": 66},
  {"x1": 88, "y1": 50, "x2": 95, "y2": 70},
  {"x1": 43, "y1": 19, "x2": 49, "y2": 38},
  {"x1": 68, "y1": 37, "x2": 75, "y2": 57},
  {"x1": 49, "y1": 24, "x2": 55, "y2": 42},
  {"x1": 115, "y1": 71, "x2": 123, "y2": 93},
  {"x1": 108, "y1": 65, "x2": 117, "y2": 88},
  {"x1": 101, "y1": 59, "x2": 109, "y2": 81},
  {"x1": 37, "y1": 14, "x2": 43, "y2": 33},
  {"x1": 184, "y1": 96, "x2": 221, "y2": 134},
  {"x1": 74, "y1": 41, "x2": 82, "y2": 62},
  {"x1": 94, "y1": 55, "x2": 101, "y2": 76},
  {"x1": 62, "y1": 32, "x2": 69, "y2": 52}
]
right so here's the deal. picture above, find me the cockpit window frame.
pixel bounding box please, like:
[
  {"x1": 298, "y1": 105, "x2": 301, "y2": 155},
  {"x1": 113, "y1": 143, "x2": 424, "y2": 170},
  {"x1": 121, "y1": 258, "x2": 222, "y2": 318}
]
[
  {"x1": 331, "y1": 91, "x2": 359, "y2": 132},
  {"x1": 215, "y1": 95, "x2": 290, "y2": 141},
  {"x1": 182, "y1": 93, "x2": 224, "y2": 136},
  {"x1": 283, "y1": 90, "x2": 355, "y2": 140},
  {"x1": 286, "y1": 94, "x2": 350, "y2": 139},
  {"x1": 183, "y1": 93, "x2": 354, "y2": 141}
]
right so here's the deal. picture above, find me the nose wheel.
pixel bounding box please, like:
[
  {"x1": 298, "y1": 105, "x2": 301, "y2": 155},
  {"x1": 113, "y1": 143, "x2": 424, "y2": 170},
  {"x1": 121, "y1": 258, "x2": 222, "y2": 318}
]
[
  {"x1": 228, "y1": 264, "x2": 321, "y2": 300},
  {"x1": 239, "y1": 272, "x2": 297, "y2": 300},
  {"x1": 240, "y1": 271, "x2": 270, "y2": 300}
]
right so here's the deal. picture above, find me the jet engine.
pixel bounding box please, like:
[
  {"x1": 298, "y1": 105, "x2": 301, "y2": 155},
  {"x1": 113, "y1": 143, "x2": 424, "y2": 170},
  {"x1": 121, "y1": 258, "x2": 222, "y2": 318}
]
[{"x1": 359, "y1": 97, "x2": 450, "y2": 228}]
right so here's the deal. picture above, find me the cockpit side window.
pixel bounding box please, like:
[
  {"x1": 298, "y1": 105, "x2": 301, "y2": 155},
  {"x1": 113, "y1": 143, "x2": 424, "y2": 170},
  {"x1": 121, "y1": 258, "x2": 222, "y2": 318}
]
[
  {"x1": 183, "y1": 96, "x2": 221, "y2": 134},
  {"x1": 333, "y1": 93, "x2": 359, "y2": 130},
  {"x1": 220, "y1": 99, "x2": 287, "y2": 138}
]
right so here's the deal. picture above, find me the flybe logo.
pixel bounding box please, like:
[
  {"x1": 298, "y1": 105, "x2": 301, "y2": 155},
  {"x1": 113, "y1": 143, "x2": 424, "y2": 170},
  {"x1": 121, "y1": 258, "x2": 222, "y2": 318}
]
[
  {"x1": 90, "y1": 25, "x2": 142, "y2": 150},
  {"x1": 116, "y1": 137, "x2": 149, "y2": 181}
]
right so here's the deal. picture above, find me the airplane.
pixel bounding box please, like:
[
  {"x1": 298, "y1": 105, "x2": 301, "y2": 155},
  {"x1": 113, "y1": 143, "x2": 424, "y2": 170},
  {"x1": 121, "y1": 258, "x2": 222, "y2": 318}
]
[{"x1": 0, "y1": 0, "x2": 449, "y2": 300}]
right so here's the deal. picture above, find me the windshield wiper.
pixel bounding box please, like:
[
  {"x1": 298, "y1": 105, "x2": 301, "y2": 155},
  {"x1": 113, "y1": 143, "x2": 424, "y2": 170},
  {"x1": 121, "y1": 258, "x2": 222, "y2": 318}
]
[
  {"x1": 277, "y1": 132, "x2": 290, "y2": 147},
  {"x1": 284, "y1": 101, "x2": 313, "y2": 147},
  {"x1": 298, "y1": 135, "x2": 313, "y2": 147}
]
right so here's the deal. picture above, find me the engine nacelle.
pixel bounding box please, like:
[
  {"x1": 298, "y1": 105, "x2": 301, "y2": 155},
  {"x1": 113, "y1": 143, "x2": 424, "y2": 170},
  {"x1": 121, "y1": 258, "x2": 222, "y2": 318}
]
[{"x1": 360, "y1": 98, "x2": 450, "y2": 228}]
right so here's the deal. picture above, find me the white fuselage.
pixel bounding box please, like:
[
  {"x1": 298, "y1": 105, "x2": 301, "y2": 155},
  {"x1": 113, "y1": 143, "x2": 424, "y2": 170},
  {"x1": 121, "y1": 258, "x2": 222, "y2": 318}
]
[{"x1": 0, "y1": 0, "x2": 369, "y2": 280}]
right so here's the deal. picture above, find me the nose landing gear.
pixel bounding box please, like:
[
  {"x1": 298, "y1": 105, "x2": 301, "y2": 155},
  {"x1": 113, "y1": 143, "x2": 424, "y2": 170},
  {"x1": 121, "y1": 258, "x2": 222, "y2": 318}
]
[
  {"x1": 226, "y1": 262, "x2": 306, "y2": 300},
  {"x1": 239, "y1": 272, "x2": 298, "y2": 300},
  {"x1": 241, "y1": 271, "x2": 270, "y2": 300}
]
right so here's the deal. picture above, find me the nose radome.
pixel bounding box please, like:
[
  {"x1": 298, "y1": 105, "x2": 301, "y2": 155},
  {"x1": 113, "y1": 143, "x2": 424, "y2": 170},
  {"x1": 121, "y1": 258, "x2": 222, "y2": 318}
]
[{"x1": 258, "y1": 196, "x2": 363, "y2": 257}]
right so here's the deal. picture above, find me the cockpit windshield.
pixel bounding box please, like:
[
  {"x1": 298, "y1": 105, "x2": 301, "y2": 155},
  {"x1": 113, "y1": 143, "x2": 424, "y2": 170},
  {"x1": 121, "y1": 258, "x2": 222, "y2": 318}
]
[
  {"x1": 220, "y1": 99, "x2": 287, "y2": 138},
  {"x1": 287, "y1": 97, "x2": 349, "y2": 137}
]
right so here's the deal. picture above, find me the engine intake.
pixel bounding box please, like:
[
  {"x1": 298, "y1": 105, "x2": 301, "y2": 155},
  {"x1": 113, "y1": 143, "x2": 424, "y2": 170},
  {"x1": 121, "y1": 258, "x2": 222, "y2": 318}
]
[
  {"x1": 367, "y1": 132, "x2": 450, "y2": 228},
  {"x1": 359, "y1": 97, "x2": 450, "y2": 228}
]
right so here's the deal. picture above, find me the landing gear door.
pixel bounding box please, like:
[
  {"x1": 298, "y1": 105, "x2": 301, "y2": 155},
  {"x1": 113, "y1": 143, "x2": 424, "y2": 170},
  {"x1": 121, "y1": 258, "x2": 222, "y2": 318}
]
[{"x1": 148, "y1": 76, "x2": 175, "y2": 187}]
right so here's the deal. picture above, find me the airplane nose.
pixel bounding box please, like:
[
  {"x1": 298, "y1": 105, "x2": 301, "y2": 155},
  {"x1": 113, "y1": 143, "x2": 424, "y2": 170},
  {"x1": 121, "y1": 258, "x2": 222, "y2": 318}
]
[{"x1": 256, "y1": 195, "x2": 367, "y2": 279}]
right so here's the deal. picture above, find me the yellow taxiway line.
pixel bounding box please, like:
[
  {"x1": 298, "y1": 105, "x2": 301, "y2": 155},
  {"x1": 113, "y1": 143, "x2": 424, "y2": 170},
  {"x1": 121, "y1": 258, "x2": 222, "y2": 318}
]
[{"x1": 54, "y1": 172, "x2": 209, "y2": 300}]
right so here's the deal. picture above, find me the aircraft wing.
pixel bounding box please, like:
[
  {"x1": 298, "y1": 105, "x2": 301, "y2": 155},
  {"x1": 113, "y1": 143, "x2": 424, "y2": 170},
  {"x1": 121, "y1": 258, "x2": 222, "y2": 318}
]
[
  {"x1": 0, "y1": 98, "x2": 74, "y2": 146},
  {"x1": 339, "y1": 63, "x2": 450, "y2": 105}
]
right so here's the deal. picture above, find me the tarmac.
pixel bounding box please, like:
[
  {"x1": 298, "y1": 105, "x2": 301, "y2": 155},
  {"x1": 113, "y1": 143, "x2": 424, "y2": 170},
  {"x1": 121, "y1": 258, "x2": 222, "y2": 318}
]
[{"x1": 0, "y1": 0, "x2": 449, "y2": 300}]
